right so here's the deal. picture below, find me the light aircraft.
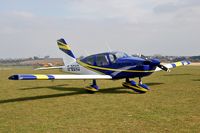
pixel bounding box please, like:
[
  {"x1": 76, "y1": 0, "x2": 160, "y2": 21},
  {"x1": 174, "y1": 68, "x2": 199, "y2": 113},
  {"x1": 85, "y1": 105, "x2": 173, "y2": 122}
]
[{"x1": 9, "y1": 38, "x2": 191, "y2": 93}]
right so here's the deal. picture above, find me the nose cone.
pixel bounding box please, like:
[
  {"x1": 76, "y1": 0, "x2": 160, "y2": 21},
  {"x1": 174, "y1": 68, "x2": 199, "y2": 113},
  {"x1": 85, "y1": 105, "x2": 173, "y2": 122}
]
[{"x1": 150, "y1": 59, "x2": 160, "y2": 66}]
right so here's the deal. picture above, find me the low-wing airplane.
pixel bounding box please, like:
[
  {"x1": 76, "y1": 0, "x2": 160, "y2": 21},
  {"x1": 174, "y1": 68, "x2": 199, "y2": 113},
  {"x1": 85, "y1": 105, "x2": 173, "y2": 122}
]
[{"x1": 9, "y1": 38, "x2": 191, "y2": 93}]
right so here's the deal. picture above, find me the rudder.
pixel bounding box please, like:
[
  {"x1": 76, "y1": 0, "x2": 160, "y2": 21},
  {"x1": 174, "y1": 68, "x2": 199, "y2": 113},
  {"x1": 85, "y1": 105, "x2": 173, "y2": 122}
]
[
  {"x1": 57, "y1": 38, "x2": 75, "y2": 59},
  {"x1": 57, "y1": 38, "x2": 76, "y2": 65}
]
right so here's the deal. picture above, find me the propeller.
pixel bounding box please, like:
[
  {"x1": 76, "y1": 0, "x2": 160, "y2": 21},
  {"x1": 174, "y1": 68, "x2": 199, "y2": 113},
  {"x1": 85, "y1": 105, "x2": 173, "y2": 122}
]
[
  {"x1": 157, "y1": 64, "x2": 170, "y2": 72},
  {"x1": 135, "y1": 54, "x2": 170, "y2": 72},
  {"x1": 143, "y1": 58, "x2": 170, "y2": 72}
]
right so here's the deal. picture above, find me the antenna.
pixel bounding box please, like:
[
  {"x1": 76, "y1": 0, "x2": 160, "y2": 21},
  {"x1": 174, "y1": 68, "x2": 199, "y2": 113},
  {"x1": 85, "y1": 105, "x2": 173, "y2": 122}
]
[
  {"x1": 84, "y1": 49, "x2": 89, "y2": 56},
  {"x1": 106, "y1": 41, "x2": 112, "y2": 52}
]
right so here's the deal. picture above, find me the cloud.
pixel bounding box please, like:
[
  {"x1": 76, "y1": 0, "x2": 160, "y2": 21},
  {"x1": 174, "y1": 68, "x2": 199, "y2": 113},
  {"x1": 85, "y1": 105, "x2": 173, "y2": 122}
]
[
  {"x1": 0, "y1": 11, "x2": 36, "y2": 35},
  {"x1": 153, "y1": 0, "x2": 200, "y2": 14},
  {"x1": 11, "y1": 11, "x2": 35, "y2": 19},
  {"x1": 0, "y1": 1, "x2": 199, "y2": 58},
  {"x1": 63, "y1": 0, "x2": 200, "y2": 25},
  {"x1": 63, "y1": 0, "x2": 152, "y2": 23}
]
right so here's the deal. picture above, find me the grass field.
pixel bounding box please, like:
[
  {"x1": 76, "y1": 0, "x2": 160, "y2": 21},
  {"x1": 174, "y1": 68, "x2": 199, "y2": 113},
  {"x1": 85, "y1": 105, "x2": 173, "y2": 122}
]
[{"x1": 0, "y1": 66, "x2": 200, "y2": 133}]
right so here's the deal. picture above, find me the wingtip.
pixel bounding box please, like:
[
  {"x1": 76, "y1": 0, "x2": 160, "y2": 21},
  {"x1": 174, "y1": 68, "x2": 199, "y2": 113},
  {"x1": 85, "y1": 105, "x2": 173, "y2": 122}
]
[{"x1": 8, "y1": 75, "x2": 19, "y2": 80}]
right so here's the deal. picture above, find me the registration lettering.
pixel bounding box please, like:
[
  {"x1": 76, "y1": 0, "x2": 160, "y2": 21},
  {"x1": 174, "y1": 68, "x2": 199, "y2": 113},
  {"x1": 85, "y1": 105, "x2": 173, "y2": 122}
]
[{"x1": 67, "y1": 65, "x2": 80, "y2": 71}]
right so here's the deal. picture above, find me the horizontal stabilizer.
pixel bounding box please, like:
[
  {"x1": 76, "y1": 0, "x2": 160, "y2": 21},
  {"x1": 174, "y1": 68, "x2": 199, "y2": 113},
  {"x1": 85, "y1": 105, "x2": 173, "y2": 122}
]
[
  {"x1": 34, "y1": 66, "x2": 64, "y2": 70},
  {"x1": 8, "y1": 74, "x2": 112, "y2": 80},
  {"x1": 155, "y1": 60, "x2": 191, "y2": 71}
]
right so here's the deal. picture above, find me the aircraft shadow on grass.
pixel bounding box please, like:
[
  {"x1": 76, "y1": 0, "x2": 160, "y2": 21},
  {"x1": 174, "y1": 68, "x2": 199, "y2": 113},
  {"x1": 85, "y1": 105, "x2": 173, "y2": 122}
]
[
  {"x1": 0, "y1": 82, "x2": 163, "y2": 104},
  {"x1": 162, "y1": 73, "x2": 192, "y2": 76},
  {"x1": 192, "y1": 79, "x2": 200, "y2": 82}
]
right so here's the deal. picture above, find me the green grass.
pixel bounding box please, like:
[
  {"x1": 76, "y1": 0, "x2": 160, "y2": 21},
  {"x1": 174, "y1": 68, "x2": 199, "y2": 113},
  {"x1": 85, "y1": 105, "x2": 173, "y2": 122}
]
[{"x1": 0, "y1": 66, "x2": 200, "y2": 133}]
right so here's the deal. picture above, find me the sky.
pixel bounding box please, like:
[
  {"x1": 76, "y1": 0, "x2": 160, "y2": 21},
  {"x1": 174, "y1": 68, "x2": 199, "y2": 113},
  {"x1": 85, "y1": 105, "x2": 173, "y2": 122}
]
[{"x1": 0, "y1": 0, "x2": 200, "y2": 58}]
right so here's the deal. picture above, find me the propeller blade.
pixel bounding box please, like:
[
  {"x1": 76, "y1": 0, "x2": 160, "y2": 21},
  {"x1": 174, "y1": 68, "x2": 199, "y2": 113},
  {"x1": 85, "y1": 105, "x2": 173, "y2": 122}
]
[
  {"x1": 140, "y1": 56, "x2": 170, "y2": 72},
  {"x1": 158, "y1": 64, "x2": 169, "y2": 72}
]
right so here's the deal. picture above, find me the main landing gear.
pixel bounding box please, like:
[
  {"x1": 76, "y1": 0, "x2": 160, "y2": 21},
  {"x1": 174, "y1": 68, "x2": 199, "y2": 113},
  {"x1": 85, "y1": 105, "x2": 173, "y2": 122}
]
[
  {"x1": 85, "y1": 78, "x2": 149, "y2": 94},
  {"x1": 85, "y1": 80, "x2": 99, "y2": 93},
  {"x1": 122, "y1": 77, "x2": 149, "y2": 93}
]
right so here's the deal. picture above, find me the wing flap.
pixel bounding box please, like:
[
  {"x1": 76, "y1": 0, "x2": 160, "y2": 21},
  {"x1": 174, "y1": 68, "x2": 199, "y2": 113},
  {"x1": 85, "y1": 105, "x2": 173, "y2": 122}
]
[
  {"x1": 9, "y1": 74, "x2": 112, "y2": 80},
  {"x1": 155, "y1": 60, "x2": 191, "y2": 72}
]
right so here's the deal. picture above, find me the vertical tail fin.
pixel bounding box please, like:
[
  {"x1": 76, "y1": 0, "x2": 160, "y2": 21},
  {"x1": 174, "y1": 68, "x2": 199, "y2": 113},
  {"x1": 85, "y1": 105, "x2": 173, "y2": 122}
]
[
  {"x1": 57, "y1": 38, "x2": 76, "y2": 65},
  {"x1": 57, "y1": 38, "x2": 75, "y2": 59}
]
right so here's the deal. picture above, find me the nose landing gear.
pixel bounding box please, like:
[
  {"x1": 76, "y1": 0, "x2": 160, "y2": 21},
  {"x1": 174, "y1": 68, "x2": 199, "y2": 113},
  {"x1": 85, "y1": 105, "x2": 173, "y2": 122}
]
[{"x1": 122, "y1": 78, "x2": 149, "y2": 93}]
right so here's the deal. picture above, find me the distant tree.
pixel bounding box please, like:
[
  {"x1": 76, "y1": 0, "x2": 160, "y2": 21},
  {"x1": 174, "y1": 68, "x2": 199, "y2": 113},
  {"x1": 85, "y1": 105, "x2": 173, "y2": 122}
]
[
  {"x1": 44, "y1": 56, "x2": 50, "y2": 59},
  {"x1": 33, "y1": 56, "x2": 39, "y2": 60}
]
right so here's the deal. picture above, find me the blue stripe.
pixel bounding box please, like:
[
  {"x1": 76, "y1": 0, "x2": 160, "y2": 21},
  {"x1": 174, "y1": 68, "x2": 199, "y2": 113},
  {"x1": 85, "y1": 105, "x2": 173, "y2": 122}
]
[
  {"x1": 47, "y1": 75, "x2": 55, "y2": 80},
  {"x1": 19, "y1": 74, "x2": 37, "y2": 80},
  {"x1": 60, "y1": 49, "x2": 75, "y2": 58},
  {"x1": 172, "y1": 64, "x2": 176, "y2": 68},
  {"x1": 66, "y1": 50, "x2": 75, "y2": 58},
  {"x1": 186, "y1": 61, "x2": 191, "y2": 64}
]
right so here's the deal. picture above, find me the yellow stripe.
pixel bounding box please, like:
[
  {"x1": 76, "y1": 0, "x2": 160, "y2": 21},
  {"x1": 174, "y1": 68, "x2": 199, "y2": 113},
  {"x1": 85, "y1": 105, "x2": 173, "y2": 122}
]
[
  {"x1": 129, "y1": 85, "x2": 148, "y2": 92},
  {"x1": 124, "y1": 83, "x2": 147, "y2": 92},
  {"x1": 34, "y1": 75, "x2": 49, "y2": 80},
  {"x1": 57, "y1": 41, "x2": 68, "y2": 46},
  {"x1": 58, "y1": 44, "x2": 71, "y2": 50},
  {"x1": 123, "y1": 83, "x2": 147, "y2": 92},
  {"x1": 175, "y1": 62, "x2": 182, "y2": 67},
  {"x1": 77, "y1": 59, "x2": 154, "y2": 73},
  {"x1": 85, "y1": 87, "x2": 98, "y2": 92}
]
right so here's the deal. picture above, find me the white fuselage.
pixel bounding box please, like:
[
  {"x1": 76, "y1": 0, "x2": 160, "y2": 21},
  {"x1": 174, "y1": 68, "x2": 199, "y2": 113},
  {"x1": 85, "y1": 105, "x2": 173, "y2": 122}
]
[{"x1": 62, "y1": 61, "x2": 100, "y2": 75}]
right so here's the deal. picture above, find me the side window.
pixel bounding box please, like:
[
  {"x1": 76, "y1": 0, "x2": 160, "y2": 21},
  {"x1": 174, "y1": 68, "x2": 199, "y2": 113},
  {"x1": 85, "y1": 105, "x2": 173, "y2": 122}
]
[
  {"x1": 109, "y1": 54, "x2": 116, "y2": 63},
  {"x1": 96, "y1": 54, "x2": 109, "y2": 66},
  {"x1": 81, "y1": 56, "x2": 94, "y2": 65}
]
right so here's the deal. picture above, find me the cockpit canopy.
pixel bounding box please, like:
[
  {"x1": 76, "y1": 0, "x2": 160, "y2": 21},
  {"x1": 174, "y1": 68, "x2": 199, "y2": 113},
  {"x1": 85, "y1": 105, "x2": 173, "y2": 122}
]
[{"x1": 80, "y1": 52, "x2": 129, "y2": 66}]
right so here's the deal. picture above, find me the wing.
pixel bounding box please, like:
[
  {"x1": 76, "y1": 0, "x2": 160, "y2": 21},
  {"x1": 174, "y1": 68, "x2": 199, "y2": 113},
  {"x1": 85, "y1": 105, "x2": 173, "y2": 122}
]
[
  {"x1": 8, "y1": 74, "x2": 112, "y2": 80},
  {"x1": 155, "y1": 60, "x2": 191, "y2": 72}
]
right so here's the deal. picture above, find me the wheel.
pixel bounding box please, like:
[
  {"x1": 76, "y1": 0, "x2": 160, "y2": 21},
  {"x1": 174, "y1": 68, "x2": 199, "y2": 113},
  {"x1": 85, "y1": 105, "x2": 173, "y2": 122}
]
[
  {"x1": 85, "y1": 86, "x2": 98, "y2": 94},
  {"x1": 122, "y1": 82, "x2": 147, "y2": 93}
]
